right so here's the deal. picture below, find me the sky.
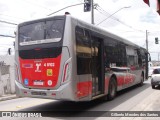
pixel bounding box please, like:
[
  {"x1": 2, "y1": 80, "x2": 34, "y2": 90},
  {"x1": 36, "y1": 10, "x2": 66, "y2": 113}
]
[{"x1": 0, "y1": 0, "x2": 160, "y2": 60}]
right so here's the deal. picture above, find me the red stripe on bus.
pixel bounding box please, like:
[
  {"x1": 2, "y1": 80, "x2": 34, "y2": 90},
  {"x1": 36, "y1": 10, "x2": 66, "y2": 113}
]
[
  {"x1": 62, "y1": 63, "x2": 69, "y2": 82},
  {"x1": 77, "y1": 81, "x2": 92, "y2": 98},
  {"x1": 117, "y1": 76, "x2": 125, "y2": 86}
]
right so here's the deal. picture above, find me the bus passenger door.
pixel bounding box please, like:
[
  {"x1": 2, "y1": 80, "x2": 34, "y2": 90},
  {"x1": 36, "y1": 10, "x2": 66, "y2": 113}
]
[{"x1": 91, "y1": 38, "x2": 104, "y2": 97}]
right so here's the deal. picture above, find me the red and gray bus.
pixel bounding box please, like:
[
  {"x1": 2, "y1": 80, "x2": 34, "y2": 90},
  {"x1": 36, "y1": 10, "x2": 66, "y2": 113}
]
[{"x1": 15, "y1": 15, "x2": 149, "y2": 101}]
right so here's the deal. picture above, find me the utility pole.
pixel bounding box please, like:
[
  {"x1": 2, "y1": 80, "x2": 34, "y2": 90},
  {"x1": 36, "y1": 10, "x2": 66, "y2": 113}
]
[
  {"x1": 146, "y1": 30, "x2": 148, "y2": 52},
  {"x1": 91, "y1": 0, "x2": 94, "y2": 24}
]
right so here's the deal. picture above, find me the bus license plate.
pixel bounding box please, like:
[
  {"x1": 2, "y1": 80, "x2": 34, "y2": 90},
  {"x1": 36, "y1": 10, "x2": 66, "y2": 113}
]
[
  {"x1": 33, "y1": 80, "x2": 44, "y2": 86},
  {"x1": 31, "y1": 91, "x2": 46, "y2": 96}
]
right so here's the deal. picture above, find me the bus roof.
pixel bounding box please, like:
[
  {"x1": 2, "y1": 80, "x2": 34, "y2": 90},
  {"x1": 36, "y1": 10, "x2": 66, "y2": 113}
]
[
  {"x1": 18, "y1": 15, "x2": 147, "y2": 52},
  {"x1": 66, "y1": 15, "x2": 146, "y2": 51},
  {"x1": 18, "y1": 15, "x2": 65, "y2": 27}
]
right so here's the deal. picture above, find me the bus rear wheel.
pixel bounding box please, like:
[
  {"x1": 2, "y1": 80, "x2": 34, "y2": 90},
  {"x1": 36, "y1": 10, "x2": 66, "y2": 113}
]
[{"x1": 108, "y1": 77, "x2": 117, "y2": 100}]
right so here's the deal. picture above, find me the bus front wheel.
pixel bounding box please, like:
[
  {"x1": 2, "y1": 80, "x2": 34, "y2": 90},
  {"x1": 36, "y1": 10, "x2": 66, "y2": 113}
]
[{"x1": 108, "y1": 77, "x2": 117, "y2": 100}]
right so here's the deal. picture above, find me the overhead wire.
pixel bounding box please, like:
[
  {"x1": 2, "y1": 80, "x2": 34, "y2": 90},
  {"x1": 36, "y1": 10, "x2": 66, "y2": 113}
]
[
  {"x1": 0, "y1": 13, "x2": 25, "y2": 22},
  {"x1": 95, "y1": 4, "x2": 145, "y2": 33},
  {"x1": 94, "y1": 4, "x2": 152, "y2": 51},
  {"x1": 22, "y1": 0, "x2": 52, "y2": 11},
  {"x1": 0, "y1": 20, "x2": 17, "y2": 25},
  {"x1": 0, "y1": 18, "x2": 21, "y2": 24},
  {"x1": 95, "y1": 5, "x2": 120, "y2": 27},
  {"x1": 95, "y1": 4, "x2": 119, "y2": 21},
  {"x1": 0, "y1": 26, "x2": 16, "y2": 29},
  {"x1": 0, "y1": 35, "x2": 15, "y2": 38}
]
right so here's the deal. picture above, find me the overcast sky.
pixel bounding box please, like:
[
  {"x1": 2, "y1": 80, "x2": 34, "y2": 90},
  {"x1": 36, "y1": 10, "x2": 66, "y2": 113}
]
[{"x1": 0, "y1": 0, "x2": 160, "y2": 60}]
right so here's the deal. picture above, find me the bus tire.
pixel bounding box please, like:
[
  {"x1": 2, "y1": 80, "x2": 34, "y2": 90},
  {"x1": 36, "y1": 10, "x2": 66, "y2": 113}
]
[
  {"x1": 139, "y1": 73, "x2": 144, "y2": 86},
  {"x1": 107, "y1": 77, "x2": 117, "y2": 100}
]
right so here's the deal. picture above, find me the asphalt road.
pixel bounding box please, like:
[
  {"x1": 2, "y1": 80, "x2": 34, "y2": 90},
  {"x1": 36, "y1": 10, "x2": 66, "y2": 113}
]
[{"x1": 0, "y1": 79, "x2": 160, "y2": 120}]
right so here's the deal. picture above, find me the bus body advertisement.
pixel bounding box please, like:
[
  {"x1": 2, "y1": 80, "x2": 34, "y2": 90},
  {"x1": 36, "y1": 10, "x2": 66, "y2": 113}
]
[{"x1": 15, "y1": 15, "x2": 149, "y2": 101}]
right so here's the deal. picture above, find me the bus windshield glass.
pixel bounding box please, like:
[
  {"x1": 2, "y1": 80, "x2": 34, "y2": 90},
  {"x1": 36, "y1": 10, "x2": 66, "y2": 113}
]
[{"x1": 19, "y1": 19, "x2": 64, "y2": 46}]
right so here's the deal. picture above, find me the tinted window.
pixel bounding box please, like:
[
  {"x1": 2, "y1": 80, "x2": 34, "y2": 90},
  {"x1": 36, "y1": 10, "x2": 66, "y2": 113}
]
[
  {"x1": 19, "y1": 22, "x2": 45, "y2": 42},
  {"x1": 76, "y1": 26, "x2": 91, "y2": 75},
  {"x1": 19, "y1": 19, "x2": 64, "y2": 45},
  {"x1": 46, "y1": 20, "x2": 64, "y2": 39},
  {"x1": 153, "y1": 68, "x2": 160, "y2": 74},
  {"x1": 127, "y1": 55, "x2": 138, "y2": 66},
  {"x1": 19, "y1": 47, "x2": 62, "y2": 59},
  {"x1": 104, "y1": 40, "x2": 127, "y2": 67}
]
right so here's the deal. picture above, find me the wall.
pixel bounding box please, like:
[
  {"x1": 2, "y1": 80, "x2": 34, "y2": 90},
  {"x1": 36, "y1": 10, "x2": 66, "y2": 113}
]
[{"x1": 0, "y1": 55, "x2": 15, "y2": 96}]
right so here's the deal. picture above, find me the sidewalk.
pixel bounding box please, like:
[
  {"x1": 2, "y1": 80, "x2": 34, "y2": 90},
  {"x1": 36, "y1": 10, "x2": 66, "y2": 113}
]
[
  {"x1": 0, "y1": 94, "x2": 17, "y2": 101},
  {"x1": 118, "y1": 89, "x2": 160, "y2": 120}
]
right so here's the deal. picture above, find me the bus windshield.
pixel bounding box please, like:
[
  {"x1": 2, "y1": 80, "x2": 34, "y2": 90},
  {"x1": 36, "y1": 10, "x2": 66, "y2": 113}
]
[{"x1": 19, "y1": 19, "x2": 64, "y2": 46}]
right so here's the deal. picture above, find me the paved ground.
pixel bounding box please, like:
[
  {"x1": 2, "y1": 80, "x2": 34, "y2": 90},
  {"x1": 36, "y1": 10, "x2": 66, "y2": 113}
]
[
  {"x1": 0, "y1": 94, "x2": 17, "y2": 101},
  {"x1": 0, "y1": 79, "x2": 160, "y2": 120}
]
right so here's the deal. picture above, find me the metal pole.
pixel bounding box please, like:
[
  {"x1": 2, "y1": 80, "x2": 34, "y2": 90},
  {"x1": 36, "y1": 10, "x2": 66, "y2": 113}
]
[
  {"x1": 91, "y1": 0, "x2": 94, "y2": 24},
  {"x1": 146, "y1": 30, "x2": 148, "y2": 52}
]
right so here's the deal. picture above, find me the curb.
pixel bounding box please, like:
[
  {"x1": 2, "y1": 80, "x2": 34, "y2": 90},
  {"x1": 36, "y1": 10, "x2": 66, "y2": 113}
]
[{"x1": 0, "y1": 94, "x2": 18, "y2": 101}]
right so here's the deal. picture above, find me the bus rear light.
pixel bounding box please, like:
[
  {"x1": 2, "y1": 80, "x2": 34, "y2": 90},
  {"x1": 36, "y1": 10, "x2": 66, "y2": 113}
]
[
  {"x1": 15, "y1": 64, "x2": 21, "y2": 83},
  {"x1": 63, "y1": 63, "x2": 69, "y2": 83},
  {"x1": 61, "y1": 58, "x2": 72, "y2": 84}
]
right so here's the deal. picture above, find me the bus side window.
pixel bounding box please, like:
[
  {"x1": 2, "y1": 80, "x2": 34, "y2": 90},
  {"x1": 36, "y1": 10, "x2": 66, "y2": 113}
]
[
  {"x1": 76, "y1": 26, "x2": 92, "y2": 75},
  {"x1": 84, "y1": 30, "x2": 90, "y2": 42},
  {"x1": 76, "y1": 27, "x2": 84, "y2": 44}
]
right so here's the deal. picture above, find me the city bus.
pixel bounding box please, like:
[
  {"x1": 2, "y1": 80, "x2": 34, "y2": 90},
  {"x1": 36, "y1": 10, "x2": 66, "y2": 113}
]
[{"x1": 15, "y1": 14, "x2": 149, "y2": 101}]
